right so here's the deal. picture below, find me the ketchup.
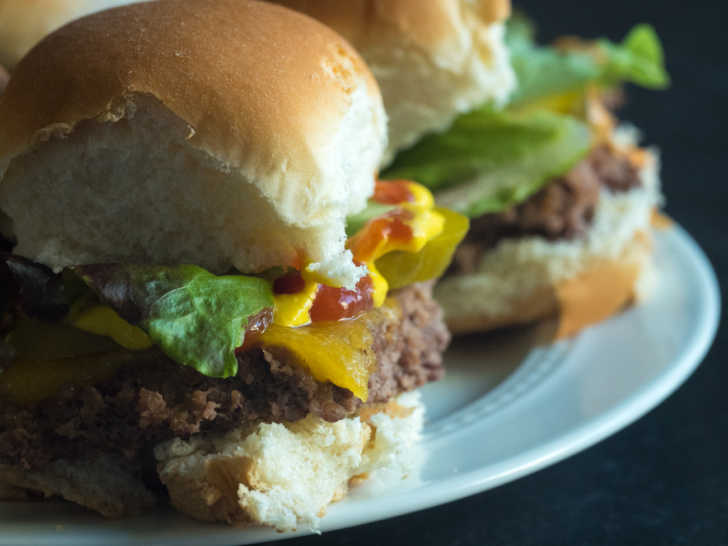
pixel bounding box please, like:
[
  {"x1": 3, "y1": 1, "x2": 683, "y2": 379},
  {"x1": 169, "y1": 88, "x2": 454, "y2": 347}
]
[
  {"x1": 272, "y1": 270, "x2": 376, "y2": 323},
  {"x1": 305, "y1": 207, "x2": 416, "y2": 322},
  {"x1": 268, "y1": 183, "x2": 418, "y2": 324},
  {"x1": 310, "y1": 275, "x2": 374, "y2": 322},
  {"x1": 348, "y1": 208, "x2": 414, "y2": 264},
  {"x1": 373, "y1": 180, "x2": 414, "y2": 204}
]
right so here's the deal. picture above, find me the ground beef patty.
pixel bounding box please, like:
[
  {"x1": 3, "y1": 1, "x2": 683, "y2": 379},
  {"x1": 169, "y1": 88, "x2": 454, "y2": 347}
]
[
  {"x1": 451, "y1": 145, "x2": 642, "y2": 275},
  {"x1": 0, "y1": 282, "x2": 447, "y2": 472}
]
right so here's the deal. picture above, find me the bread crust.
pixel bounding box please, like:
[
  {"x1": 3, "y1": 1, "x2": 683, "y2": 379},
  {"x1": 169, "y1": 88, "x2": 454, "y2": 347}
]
[
  {"x1": 0, "y1": 0, "x2": 386, "y2": 283},
  {"x1": 273, "y1": 0, "x2": 511, "y2": 50},
  {"x1": 155, "y1": 393, "x2": 424, "y2": 531},
  {"x1": 272, "y1": 0, "x2": 515, "y2": 161},
  {"x1": 0, "y1": 0, "x2": 384, "y2": 191},
  {"x1": 444, "y1": 233, "x2": 652, "y2": 338}
]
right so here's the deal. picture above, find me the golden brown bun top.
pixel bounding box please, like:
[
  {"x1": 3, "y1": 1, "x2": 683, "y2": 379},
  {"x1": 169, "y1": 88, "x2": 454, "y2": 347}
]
[
  {"x1": 271, "y1": 0, "x2": 514, "y2": 161},
  {"x1": 0, "y1": 0, "x2": 383, "y2": 175},
  {"x1": 272, "y1": 0, "x2": 511, "y2": 50}
]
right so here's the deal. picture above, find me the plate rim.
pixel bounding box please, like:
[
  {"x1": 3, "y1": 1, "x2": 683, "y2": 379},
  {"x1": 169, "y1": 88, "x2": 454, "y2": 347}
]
[
  {"x1": 0, "y1": 224, "x2": 720, "y2": 546},
  {"x1": 317, "y1": 222, "x2": 721, "y2": 534}
]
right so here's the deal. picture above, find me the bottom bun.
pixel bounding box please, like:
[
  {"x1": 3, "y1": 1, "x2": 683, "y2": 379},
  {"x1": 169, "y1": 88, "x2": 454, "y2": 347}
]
[
  {"x1": 0, "y1": 455, "x2": 156, "y2": 517},
  {"x1": 0, "y1": 393, "x2": 424, "y2": 528},
  {"x1": 154, "y1": 392, "x2": 424, "y2": 531},
  {"x1": 439, "y1": 232, "x2": 652, "y2": 337},
  {"x1": 436, "y1": 154, "x2": 660, "y2": 338}
]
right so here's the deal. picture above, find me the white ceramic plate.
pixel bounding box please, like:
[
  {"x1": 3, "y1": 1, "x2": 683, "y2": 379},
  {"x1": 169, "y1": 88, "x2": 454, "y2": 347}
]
[{"x1": 0, "y1": 224, "x2": 719, "y2": 546}]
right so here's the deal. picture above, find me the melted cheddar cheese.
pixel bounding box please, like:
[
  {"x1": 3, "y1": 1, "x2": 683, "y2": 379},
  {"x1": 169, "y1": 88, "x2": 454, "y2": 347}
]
[
  {"x1": 1, "y1": 318, "x2": 135, "y2": 405},
  {"x1": 262, "y1": 298, "x2": 400, "y2": 401},
  {"x1": 71, "y1": 305, "x2": 153, "y2": 350}
]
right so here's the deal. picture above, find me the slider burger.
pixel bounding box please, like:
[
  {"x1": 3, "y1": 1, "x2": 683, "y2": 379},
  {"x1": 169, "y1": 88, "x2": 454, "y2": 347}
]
[
  {"x1": 0, "y1": 0, "x2": 467, "y2": 530},
  {"x1": 273, "y1": 0, "x2": 670, "y2": 337}
]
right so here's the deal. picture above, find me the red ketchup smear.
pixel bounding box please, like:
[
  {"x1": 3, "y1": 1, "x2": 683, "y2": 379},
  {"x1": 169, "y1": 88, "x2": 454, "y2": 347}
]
[
  {"x1": 305, "y1": 208, "x2": 415, "y2": 322},
  {"x1": 310, "y1": 275, "x2": 375, "y2": 322},
  {"x1": 271, "y1": 270, "x2": 376, "y2": 323},
  {"x1": 348, "y1": 208, "x2": 415, "y2": 264},
  {"x1": 373, "y1": 180, "x2": 414, "y2": 204},
  {"x1": 265, "y1": 201, "x2": 416, "y2": 324}
]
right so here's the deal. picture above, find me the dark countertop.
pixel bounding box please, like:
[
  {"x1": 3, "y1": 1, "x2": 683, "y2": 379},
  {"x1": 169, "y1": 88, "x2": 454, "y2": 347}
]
[{"x1": 271, "y1": 1, "x2": 727, "y2": 544}]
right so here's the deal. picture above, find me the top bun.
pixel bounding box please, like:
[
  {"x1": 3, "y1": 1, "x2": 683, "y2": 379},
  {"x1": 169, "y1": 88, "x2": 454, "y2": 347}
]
[
  {"x1": 0, "y1": 0, "x2": 386, "y2": 286},
  {"x1": 0, "y1": 0, "x2": 135, "y2": 68},
  {"x1": 272, "y1": 0, "x2": 515, "y2": 163}
]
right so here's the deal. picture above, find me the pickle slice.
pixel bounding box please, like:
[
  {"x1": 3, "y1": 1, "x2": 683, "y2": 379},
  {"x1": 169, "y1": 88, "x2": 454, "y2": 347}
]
[{"x1": 375, "y1": 207, "x2": 469, "y2": 291}]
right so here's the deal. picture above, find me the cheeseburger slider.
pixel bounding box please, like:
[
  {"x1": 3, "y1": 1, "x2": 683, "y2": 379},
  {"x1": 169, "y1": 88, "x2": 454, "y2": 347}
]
[
  {"x1": 0, "y1": 0, "x2": 137, "y2": 69},
  {"x1": 273, "y1": 0, "x2": 670, "y2": 337},
  {"x1": 0, "y1": 0, "x2": 467, "y2": 530}
]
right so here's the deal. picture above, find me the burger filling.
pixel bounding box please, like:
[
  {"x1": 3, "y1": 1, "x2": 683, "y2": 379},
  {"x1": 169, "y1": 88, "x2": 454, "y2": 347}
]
[
  {"x1": 0, "y1": 180, "x2": 466, "y2": 486},
  {"x1": 382, "y1": 19, "x2": 668, "y2": 271},
  {"x1": 449, "y1": 143, "x2": 647, "y2": 275},
  {"x1": 0, "y1": 283, "x2": 446, "y2": 473}
]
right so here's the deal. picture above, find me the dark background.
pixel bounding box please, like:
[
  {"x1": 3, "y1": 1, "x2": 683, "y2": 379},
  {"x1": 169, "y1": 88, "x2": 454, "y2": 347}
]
[{"x1": 271, "y1": 1, "x2": 727, "y2": 544}]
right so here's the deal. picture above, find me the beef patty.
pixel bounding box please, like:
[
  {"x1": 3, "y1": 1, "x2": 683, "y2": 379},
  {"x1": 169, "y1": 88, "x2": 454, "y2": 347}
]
[
  {"x1": 0, "y1": 282, "x2": 447, "y2": 472},
  {"x1": 450, "y1": 145, "x2": 643, "y2": 275}
]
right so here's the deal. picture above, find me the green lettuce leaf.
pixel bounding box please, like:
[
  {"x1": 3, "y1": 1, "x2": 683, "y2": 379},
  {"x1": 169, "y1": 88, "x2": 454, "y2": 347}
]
[
  {"x1": 508, "y1": 18, "x2": 669, "y2": 106},
  {"x1": 382, "y1": 107, "x2": 591, "y2": 218},
  {"x1": 597, "y1": 25, "x2": 670, "y2": 90},
  {"x1": 378, "y1": 19, "x2": 667, "y2": 219},
  {"x1": 73, "y1": 264, "x2": 274, "y2": 378}
]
